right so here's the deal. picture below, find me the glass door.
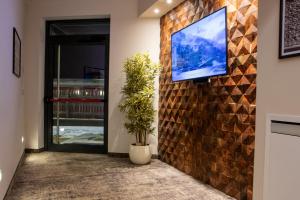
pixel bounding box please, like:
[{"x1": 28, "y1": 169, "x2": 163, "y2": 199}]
[{"x1": 44, "y1": 19, "x2": 109, "y2": 153}]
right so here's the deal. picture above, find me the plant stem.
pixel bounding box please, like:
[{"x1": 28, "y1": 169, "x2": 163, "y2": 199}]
[
  {"x1": 139, "y1": 132, "x2": 142, "y2": 146},
  {"x1": 144, "y1": 131, "x2": 147, "y2": 146}
]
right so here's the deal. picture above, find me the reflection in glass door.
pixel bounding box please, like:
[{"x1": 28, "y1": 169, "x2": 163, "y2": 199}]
[
  {"x1": 52, "y1": 79, "x2": 105, "y2": 145},
  {"x1": 44, "y1": 19, "x2": 109, "y2": 153}
]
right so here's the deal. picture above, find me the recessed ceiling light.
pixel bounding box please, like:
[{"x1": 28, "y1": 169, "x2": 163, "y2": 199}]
[
  {"x1": 154, "y1": 8, "x2": 160, "y2": 14},
  {"x1": 166, "y1": 0, "x2": 173, "y2": 4}
]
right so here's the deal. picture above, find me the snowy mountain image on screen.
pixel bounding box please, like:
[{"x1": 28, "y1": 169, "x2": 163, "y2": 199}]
[{"x1": 172, "y1": 8, "x2": 227, "y2": 81}]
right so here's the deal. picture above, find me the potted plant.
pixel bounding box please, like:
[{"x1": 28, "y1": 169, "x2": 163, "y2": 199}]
[{"x1": 119, "y1": 53, "x2": 160, "y2": 165}]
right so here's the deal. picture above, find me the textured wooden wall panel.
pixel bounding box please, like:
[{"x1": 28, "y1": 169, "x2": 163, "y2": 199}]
[{"x1": 159, "y1": 0, "x2": 257, "y2": 199}]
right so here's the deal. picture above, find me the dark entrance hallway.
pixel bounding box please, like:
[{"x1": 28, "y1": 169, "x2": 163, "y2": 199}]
[{"x1": 44, "y1": 19, "x2": 110, "y2": 153}]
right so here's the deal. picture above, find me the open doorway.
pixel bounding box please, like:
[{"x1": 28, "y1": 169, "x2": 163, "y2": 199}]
[{"x1": 44, "y1": 19, "x2": 110, "y2": 153}]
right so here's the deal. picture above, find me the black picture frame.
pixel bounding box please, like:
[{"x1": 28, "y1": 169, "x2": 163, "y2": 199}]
[
  {"x1": 279, "y1": 0, "x2": 300, "y2": 59},
  {"x1": 13, "y1": 27, "x2": 21, "y2": 77}
]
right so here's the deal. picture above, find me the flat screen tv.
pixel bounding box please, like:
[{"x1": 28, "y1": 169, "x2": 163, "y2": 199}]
[{"x1": 171, "y1": 7, "x2": 227, "y2": 82}]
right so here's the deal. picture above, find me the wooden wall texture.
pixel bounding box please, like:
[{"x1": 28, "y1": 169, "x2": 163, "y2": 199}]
[{"x1": 158, "y1": 0, "x2": 257, "y2": 199}]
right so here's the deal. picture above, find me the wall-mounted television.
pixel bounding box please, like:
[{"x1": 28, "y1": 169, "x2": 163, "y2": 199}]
[{"x1": 171, "y1": 7, "x2": 228, "y2": 82}]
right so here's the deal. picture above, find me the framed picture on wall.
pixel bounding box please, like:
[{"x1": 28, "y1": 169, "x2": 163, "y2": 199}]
[
  {"x1": 279, "y1": 0, "x2": 300, "y2": 58},
  {"x1": 13, "y1": 27, "x2": 21, "y2": 77}
]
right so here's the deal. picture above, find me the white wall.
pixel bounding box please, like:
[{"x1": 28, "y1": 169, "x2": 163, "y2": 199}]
[
  {"x1": 254, "y1": 0, "x2": 300, "y2": 199},
  {"x1": 24, "y1": 0, "x2": 160, "y2": 154},
  {"x1": 0, "y1": 0, "x2": 25, "y2": 198}
]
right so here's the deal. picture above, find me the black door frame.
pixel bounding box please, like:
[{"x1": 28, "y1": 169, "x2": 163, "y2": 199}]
[{"x1": 44, "y1": 19, "x2": 110, "y2": 154}]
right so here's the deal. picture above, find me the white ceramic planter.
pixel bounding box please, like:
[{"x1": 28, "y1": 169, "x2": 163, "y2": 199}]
[{"x1": 129, "y1": 144, "x2": 152, "y2": 165}]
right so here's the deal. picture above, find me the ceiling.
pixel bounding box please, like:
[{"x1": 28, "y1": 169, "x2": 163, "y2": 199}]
[{"x1": 138, "y1": 0, "x2": 185, "y2": 18}]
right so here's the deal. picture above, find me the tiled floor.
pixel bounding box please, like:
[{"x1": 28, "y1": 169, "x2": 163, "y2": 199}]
[{"x1": 5, "y1": 152, "x2": 234, "y2": 200}]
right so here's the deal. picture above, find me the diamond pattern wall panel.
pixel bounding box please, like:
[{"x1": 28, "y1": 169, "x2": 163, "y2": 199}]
[{"x1": 159, "y1": 0, "x2": 257, "y2": 199}]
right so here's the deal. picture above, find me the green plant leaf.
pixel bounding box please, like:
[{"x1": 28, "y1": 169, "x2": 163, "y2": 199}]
[{"x1": 119, "y1": 53, "x2": 161, "y2": 145}]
